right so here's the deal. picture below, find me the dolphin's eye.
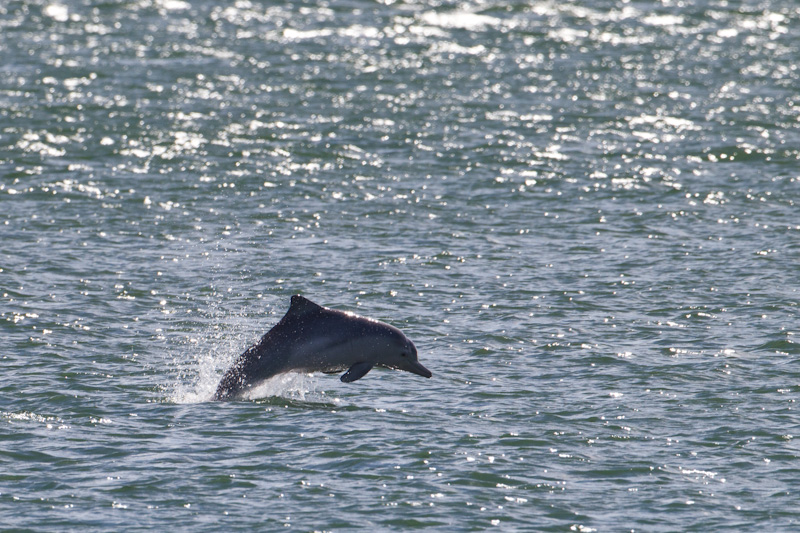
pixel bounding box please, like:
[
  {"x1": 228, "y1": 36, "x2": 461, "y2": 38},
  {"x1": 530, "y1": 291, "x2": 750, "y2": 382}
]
[{"x1": 401, "y1": 352, "x2": 408, "y2": 357}]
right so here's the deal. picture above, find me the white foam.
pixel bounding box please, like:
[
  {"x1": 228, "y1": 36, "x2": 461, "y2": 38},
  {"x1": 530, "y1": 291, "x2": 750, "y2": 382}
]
[
  {"x1": 169, "y1": 371, "x2": 319, "y2": 404},
  {"x1": 242, "y1": 373, "x2": 317, "y2": 402}
]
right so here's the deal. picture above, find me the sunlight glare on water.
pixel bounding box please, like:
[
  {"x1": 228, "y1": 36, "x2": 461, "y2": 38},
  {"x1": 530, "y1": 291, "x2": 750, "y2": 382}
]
[{"x1": 1, "y1": 0, "x2": 799, "y2": 530}]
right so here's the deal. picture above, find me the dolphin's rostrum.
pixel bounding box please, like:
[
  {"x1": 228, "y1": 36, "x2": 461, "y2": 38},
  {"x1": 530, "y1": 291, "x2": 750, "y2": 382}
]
[{"x1": 213, "y1": 295, "x2": 431, "y2": 400}]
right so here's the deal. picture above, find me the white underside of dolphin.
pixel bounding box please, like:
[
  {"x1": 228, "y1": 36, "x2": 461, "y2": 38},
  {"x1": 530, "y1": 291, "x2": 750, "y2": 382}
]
[{"x1": 212, "y1": 295, "x2": 431, "y2": 401}]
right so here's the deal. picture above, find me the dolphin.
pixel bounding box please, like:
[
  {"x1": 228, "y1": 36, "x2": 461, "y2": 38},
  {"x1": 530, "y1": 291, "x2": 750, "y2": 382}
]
[{"x1": 212, "y1": 295, "x2": 431, "y2": 400}]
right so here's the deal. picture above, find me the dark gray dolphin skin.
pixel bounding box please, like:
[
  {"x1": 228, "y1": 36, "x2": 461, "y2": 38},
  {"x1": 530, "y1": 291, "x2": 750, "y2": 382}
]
[{"x1": 213, "y1": 295, "x2": 431, "y2": 401}]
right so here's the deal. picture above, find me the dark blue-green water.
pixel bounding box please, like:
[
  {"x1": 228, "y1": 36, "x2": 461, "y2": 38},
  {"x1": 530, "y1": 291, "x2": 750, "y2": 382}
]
[{"x1": 2, "y1": 0, "x2": 799, "y2": 530}]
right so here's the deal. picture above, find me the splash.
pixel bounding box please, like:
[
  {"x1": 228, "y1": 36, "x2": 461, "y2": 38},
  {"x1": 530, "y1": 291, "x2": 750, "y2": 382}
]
[
  {"x1": 162, "y1": 305, "x2": 326, "y2": 404},
  {"x1": 241, "y1": 373, "x2": 318, "y2": 402},
  {"x1": 170, "y1": 368, "x2": 321, "y2": 405}
]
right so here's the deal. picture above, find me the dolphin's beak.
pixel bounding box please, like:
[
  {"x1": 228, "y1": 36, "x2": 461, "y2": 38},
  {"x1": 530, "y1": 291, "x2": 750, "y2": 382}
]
[{"x1": 404, "y1": 360, "x2": 432, "y2": 378}]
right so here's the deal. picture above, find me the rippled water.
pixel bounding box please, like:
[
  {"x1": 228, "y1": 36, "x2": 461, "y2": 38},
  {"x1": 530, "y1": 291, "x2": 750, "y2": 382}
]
[{"x1": 2, "y1": 0, "x2": 799, "y2": 529}]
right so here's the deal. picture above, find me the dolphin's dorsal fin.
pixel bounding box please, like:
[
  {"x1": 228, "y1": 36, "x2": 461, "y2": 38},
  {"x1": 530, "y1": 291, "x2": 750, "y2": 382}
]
[{"x1": 288, "y1": 295, "x2": 324, "y2": 317}]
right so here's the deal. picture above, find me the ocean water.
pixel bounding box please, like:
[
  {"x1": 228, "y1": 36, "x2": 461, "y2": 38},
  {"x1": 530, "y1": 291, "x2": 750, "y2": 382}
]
[{"x1": 2, "y1": 0, "x2": 799, "y2": 530}]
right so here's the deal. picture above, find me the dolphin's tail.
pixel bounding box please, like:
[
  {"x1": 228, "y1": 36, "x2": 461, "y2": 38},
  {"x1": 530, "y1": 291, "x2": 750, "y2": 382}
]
[
  {"x1": 212, "y1": 354, "x2": 252, "y2": 401},
  {"x1": 212, "y1": 344, "x2": 284, "y2": 401},
  {"x1": 212, "y1": 369, "x2": 243, "y2": 401}
]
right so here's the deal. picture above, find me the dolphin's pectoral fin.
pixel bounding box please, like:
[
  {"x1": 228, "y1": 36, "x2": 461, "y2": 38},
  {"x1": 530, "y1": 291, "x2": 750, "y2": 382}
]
[{"x1": 340, "y1": 362, "x2": 374, "y2": 383}]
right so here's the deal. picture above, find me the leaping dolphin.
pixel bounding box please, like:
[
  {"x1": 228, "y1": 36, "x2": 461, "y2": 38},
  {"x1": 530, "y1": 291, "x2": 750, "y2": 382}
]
[{"x1": 212, "y1": 295, "x2": 431, "y2": 401}]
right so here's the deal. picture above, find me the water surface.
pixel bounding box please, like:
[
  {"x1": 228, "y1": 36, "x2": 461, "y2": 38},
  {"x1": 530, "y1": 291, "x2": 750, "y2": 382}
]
[{"x1": 2, "y1": 0, "x2": 799, "y2": 530}]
